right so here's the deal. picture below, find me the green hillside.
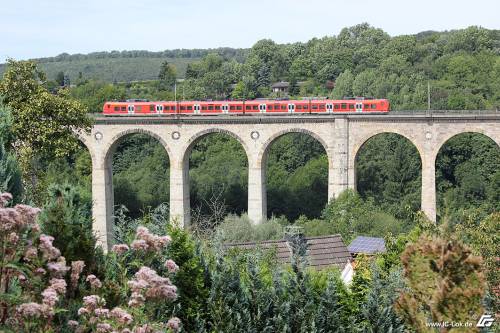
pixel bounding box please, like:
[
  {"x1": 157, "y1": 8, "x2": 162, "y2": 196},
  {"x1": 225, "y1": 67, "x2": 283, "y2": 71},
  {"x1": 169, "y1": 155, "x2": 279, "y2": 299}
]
[{"x1": 0, "y1": 48, "x2": 248, "y2": 83}]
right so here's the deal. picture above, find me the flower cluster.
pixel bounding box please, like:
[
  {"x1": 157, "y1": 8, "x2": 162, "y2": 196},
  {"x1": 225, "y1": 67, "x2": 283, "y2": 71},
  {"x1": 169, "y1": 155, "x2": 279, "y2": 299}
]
[
  {"x1": 164, "y1": 259, "x2": 179, "y2": 274},
  {"x1": 130, "y1": 227, "x2": 171, "y2": 252},
  {"x1": 86, "y1": 274, "x2": 103, "y2": 289},
  {"x1": 128, "y1": 266, "x2": 177, "y2": 307},
  {"x1": 71, "y1": 260, "x2": 85, "y2": 288},
  {"x1": 112, "y1": 243, "x2": 130, "y2": 255},
  {"x1": 39, "y1": 234, "x2": 61, "y2": 260}
]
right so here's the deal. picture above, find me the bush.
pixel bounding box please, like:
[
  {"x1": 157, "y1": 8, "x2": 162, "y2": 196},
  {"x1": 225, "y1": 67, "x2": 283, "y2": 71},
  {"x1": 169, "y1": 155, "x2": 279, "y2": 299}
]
[{"x1": 216, "y1": 214, "x2": 284, "y2": 243}]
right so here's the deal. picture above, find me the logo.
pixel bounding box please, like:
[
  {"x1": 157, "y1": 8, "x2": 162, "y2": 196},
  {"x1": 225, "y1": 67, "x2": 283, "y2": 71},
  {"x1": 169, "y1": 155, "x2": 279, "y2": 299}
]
[{"x1": 477, "y1": 314, "x2": 495, "y2": 328}]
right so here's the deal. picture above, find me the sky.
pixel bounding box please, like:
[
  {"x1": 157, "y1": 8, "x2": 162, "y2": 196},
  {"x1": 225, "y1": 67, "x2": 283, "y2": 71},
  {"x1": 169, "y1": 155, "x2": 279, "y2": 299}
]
[{"x1": 1, "y1": 0, "x2": 499, "y2": 62}]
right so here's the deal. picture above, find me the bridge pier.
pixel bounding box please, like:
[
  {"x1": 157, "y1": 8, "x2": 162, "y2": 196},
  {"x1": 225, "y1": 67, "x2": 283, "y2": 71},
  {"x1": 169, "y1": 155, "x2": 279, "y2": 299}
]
[
  {"x1": 91, "y1": 158, "x2": 114, "y2": 251},
  {"x1": 248, "y1": 156, "x2": 266, "y2": 224},
  {"x1": 169, "y1": 158, "x2": 191, "y2": 227}
]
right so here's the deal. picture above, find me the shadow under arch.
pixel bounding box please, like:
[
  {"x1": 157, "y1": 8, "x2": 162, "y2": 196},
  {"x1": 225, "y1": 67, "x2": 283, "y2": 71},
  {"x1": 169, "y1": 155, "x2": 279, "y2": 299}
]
[
  {"x1": 261, "y1": 129, "x2": 330, "y2": 221},
  {"x1": 181, "y1": 128, "x2": 250, "y2": 225},
  {"x1": 102, "y1": 129, "x2": 172, "y2": 219},
  {"x1": 435, "y1": 131, "x2": 500, "y2": 220},
  {"x1": 354, "y1": 132, "x2": 423, "y2": 219}
]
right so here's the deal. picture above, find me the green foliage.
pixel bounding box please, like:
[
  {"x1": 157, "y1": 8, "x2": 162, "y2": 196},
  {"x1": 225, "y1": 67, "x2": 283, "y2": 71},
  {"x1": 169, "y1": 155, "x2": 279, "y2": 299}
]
[
  {"x1": 0, "y1": 59, "x2": 92, "y2": 159},
  {"x1": 166, "y1": 225, "x2": 209, "y2": 331},
  {"x1": 158, "y1": 61, "x2": 177, "y2": 91},
  {"x1": 216, "y1": 214, "x2": 284, "y2": 243},
  {"x1": 436, "y1": 133, "x2": 500, "y2": 223},
  {"x1": 38, "y1": 184, "x2": 98, "y2": 270},
  {"x1": 0, "y1": 139, "x2": 23, "y2": 202},
  {"x1": 317, "y1": 189, "x2": 407, "y2": 243},
  {"x1": 356, "y1": 133, "x2": 422, "y2": 220}
]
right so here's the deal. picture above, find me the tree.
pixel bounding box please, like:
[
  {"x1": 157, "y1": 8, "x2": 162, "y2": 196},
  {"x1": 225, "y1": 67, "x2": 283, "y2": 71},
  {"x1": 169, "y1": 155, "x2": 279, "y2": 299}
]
[
  {"x1": 0, "y1": 140, "x2": 22, "y2": 201},
  {"x1": 395, "y1": 235, "x2": 485, "y2": 332},
  {"x1": 55, "y1": 71, "x2": 65, "y2": 86},
  {"x1": 38, "y1": 184, "x2": 98, "y2": 270},
  {"x1": 158, "y1": 60, "x2": 176, "y2": 90},
  {"x1": 0, "y1": 60, "x2": 92, "y2": 200}
]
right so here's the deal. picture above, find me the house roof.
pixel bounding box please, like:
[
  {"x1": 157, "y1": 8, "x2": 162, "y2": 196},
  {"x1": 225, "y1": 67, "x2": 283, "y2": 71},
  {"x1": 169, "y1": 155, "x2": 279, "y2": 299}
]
[
  {"x1": 271, "y1": 81, "x2": 289, "y2": 88},
  {"x1": 226, "y1": 234, "x2": 352, "y2": 270},
  {"x1": 347, "y1": 236, "x2": 386, "y2": 254}
]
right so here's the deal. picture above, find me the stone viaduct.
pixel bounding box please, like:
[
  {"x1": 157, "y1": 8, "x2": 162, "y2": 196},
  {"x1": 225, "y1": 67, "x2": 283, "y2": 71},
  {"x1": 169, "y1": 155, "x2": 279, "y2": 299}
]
[{"x1": 79, "y1": 112, "x2": 500, "y2": 249}]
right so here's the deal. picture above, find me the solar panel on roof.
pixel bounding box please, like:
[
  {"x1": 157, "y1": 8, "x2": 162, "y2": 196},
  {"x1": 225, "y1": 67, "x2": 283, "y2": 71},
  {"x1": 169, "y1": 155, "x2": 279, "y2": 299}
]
[{"x1": 347, "y1": 236, "x2": 386, "y2": 254}]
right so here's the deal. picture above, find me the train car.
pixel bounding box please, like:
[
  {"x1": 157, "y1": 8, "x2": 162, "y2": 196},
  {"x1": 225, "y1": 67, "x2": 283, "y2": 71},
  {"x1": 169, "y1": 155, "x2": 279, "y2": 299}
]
[{"x1": 103, "y1": 98, "x2": 390, "y2": 115}]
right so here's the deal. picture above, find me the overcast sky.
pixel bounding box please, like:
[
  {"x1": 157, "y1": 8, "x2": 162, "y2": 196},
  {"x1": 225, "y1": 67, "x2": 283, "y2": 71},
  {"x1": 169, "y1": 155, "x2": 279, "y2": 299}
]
[{"x1": 1, "y1": 0, "x2": 499, "y2": 62}]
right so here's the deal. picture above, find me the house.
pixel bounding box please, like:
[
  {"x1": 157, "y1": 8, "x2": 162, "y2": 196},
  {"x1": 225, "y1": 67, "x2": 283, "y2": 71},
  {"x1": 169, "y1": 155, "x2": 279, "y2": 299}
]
[
  {"x1": 347, "y1": 236, "x2": 386, "y2": 256},
  {"x1": 226, "y1": 234, "x2": 354, "y2": 284},
  {"x1": 271, "y1": 81, "x2": 290, "y2": 93}
]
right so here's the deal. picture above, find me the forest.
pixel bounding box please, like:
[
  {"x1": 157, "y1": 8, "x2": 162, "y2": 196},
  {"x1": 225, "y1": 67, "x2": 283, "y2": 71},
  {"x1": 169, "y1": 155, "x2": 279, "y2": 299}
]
[{"x1": 0, "y1": 24, "x2": 498, "y2": 332}]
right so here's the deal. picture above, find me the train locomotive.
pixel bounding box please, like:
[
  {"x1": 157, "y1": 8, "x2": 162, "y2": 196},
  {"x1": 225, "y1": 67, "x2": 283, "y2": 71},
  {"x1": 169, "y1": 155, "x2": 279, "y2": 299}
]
[{"x1": 103, "y1": 98, "x2": 389, "y2": 115}]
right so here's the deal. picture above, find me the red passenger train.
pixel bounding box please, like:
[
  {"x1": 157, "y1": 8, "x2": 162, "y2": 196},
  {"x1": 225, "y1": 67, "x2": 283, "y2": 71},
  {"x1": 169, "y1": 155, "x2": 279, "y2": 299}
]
[{"x1": 103, "y1": 98, "x2": 389, "y2": 115}]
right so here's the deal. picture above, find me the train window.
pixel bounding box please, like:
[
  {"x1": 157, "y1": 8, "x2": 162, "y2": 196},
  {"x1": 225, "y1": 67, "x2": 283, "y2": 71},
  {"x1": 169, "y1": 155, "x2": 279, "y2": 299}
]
[
  {"x1": 106, "y1": 104, "x2": 110, "y2": 108},
  {"x1": 303, "y1": 105, "x2": 308, "y2": 110},
  {"x1": 121, "y1": 106, "x2": 126, "y2": 111},
  {"x1": 208, "y1": 105, "x2": 213, "y2": 110},
  {"x1": 215, "y1": 105, "x2": 221, "y2": 110},
  {"x1": 181, "y1": 106, "x2": 186, "y2": 110},
  {"x1": 312, "y1": 105, "x2": 318, "y2": 110},
  {"x1": 349, "y1": 104, "x2": 354, "y2": 109},
  {"x1": 268, "y1": 105, "x2": 273, "y2": 110},
  {"x1": 149, "y1": 105, "x2": 155, "y2": 111},
  {"x1": 319, "y1": 104, "x2": 325, "y2": 109},
  {"x1": 230, "y1": 106, "x2": 235, "y2": 110},
  {"x1": 281, "y1": 105, "x2": 286, "y2": 110},
  {"x1": 334, "y1": 104, "x2": 340, "y2": 109},
  {"x1": 253, "y1": 105, "x2": 258, "y2": 110},
  {"x1": 237, "y1": 106, "x2": 242, "y2": 110},
  {"x1": 341, "y1": 103, "x2": 347, "y2": 109},
  {"x1": 165, "y1": 106, "x2": 170, "y2": 111},
  {"x1": 136, "y1": 106, "x2": 142, "y2": 111},
  {"x1": 201, "y1": 106, "x2": 206, "y2": 110},
  {"x1": 274, "y1": 105, "x2": 280, "y2": 110},
  {"x1": 246, "y1": 105, "x2": 251, "y2": 110},
  {"x1": 297, "y1": 105, "x2": 302, "y2": 110},
  {"x1": 371, "y1": 104, "x2": 376, "y2": 109},
  {"x1": 364, "y1": 104, "x2": 369, "y2": 109},
  {"x1": 114, "y1": 106, "x2": 120, "y2": 111}
]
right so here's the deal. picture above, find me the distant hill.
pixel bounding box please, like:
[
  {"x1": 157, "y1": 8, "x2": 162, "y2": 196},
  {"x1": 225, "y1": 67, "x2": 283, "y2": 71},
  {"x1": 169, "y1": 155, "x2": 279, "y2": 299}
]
[{"x1": 0, "y1": 48, "x2": 248, "y2": 83}]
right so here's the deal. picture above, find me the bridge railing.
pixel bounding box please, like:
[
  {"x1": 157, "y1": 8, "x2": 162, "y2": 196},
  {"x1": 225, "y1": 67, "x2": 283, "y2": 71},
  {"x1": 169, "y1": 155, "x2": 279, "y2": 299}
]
[{"x1": 392, "y1": 109, "x2": 500, "y2": 116}]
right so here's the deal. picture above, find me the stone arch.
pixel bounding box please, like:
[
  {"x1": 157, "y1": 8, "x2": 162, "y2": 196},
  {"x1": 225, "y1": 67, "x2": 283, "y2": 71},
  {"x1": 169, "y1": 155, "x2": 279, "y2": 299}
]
[
  {"x1": 181, "y1": 128, "x2": 250, "y2": 167},
  {"x1": 434, "y1": 129, "x2": 500, "y2": 162},
  {"x1": 177, "y1": 127, "x2": 250, "y2": 224},
  {"x1": 353, "y1": 130, "x2": 424, "y2": 165},
  {"x1": 353, "y1": 131, "x2": 423, "y2": 217},
  {"x1": 259, "y1": 128, "x2": 331, "y2": 220},
  {"x1": 258, "y1": 128, "x2": 331, "y2": 166},
  {"x1": 102, "y1": 128, "x2": 172, "y2": 169},
  {"x1": 75, "y1": 132, "x2": 97, "y2": 168}
]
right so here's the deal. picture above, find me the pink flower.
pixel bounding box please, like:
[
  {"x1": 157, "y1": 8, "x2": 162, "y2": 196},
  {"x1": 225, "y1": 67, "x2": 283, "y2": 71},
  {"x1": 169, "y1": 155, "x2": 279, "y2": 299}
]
[
  {"x1": 83, "y1": 295, "x2": 105, "y2": 310},
  {"x1": 67, "y1": 320, "x2": 79, "y2": 328},
  {"x1": 86, "y1": 274, "x2": 102, "y2": 289},
  {"x1": 41, "y1": 288, "x2": 58, "y2": 307},
  {"x1": 18, "y1": 302, "x2": 43, "y2": 318},
  {"x1": 77, "y1": 307, "x2": 90, "y2": 316},
  {"x1": 96, "y1": 323, "x2": 112, "y2": 333},
  {"x1": 164, "y1": 259, "x2": 179, "y2": 274},
  {"x1": 167, "y1": 317, "x2": 181, "y2": 331},
  {"x1": 35, "y1": 267, "x2": 46, "y2": 275},
  {"x1": 39, "y1": 234, "x2": 61, "y2": 260},
  {"x1": 110, "y1": 307, "x2": 133, "y2": 324},
  {"x1": 49, "y1": 278, "x2": 67, "y2": 294},
  {"x1": 71, "y1": 260, "x2": 85, "y2": 288},
  {"x1": 0, "y1": 192, "x2": 13, "y2": 207},
  {"x1": 111, "y1": 243, "x2": 130, "y2": 254},
  {"x1": 131, "y1": 239, "x2": 149, "y2": 251},
  {"x1": 47, "y1": 256, "x2": 70, "y2": 278},
  {"x1": 94, "y1": 308, "x2": 109, "y2": 318},
  {"x1": 24, "y1": 246, "x2": 38, "y2": 261},
  {"x1": 8, "y1": 232, "x2": 19, "y2": 244}
]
